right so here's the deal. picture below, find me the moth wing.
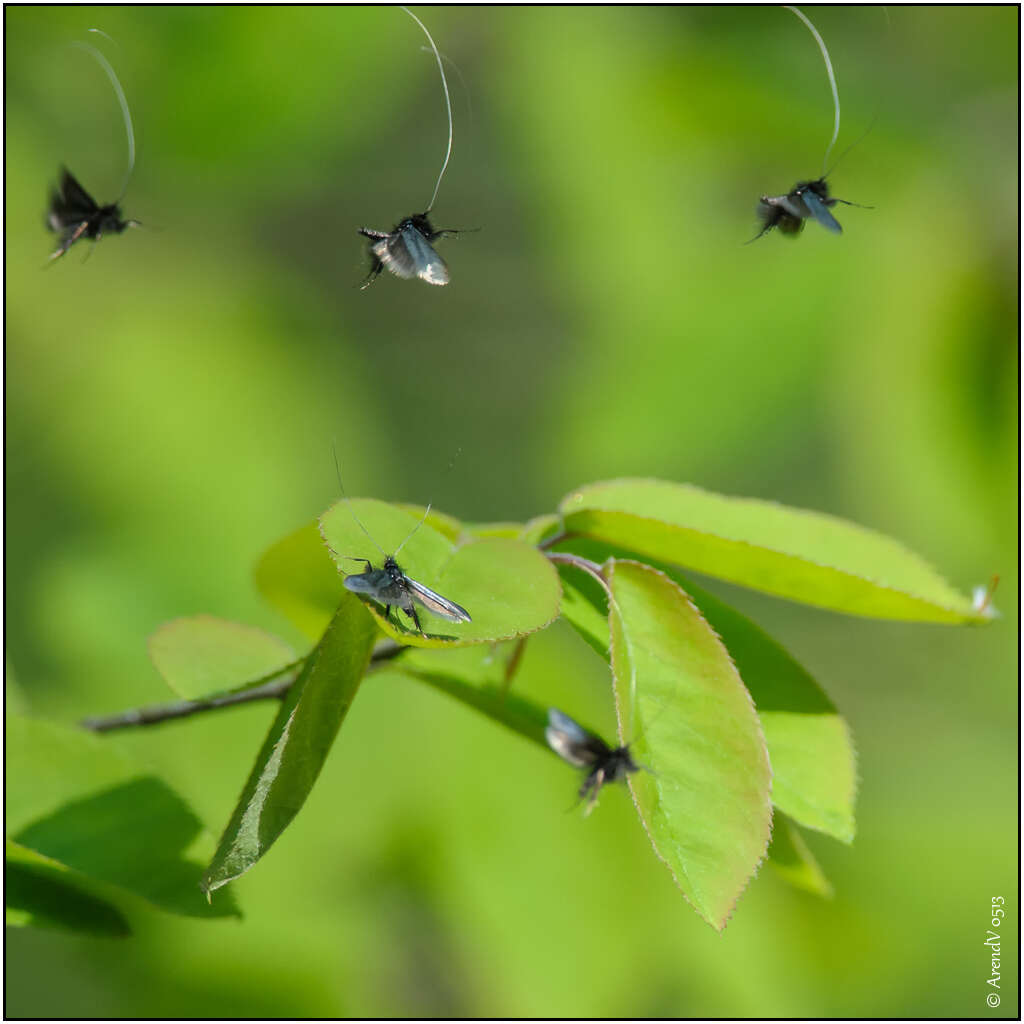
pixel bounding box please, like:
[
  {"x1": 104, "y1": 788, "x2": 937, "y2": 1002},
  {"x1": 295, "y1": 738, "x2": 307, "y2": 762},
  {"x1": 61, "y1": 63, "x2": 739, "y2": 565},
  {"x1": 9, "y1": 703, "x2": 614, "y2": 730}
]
[
  {"x1": 55, "y1": 168, "x2": 100, "y2": 219},
  {"x1": 343, "y1": 568, "x2": 391, "y2": 600},
  {"x1": 400, "y1": 226, "x2": 449, "y2": 286},
  {"x1": 373, "y1": 232, "x2": 418, "y2": 279},
  {"x1": 545, "y1": 709, "x2": 609, "y2": 767},
  {"x1": 802, "y1": 189, "x2": 843, "y2": 233},
  {"x1": 406, "y1": 577, "x2": 471, "y2": 622},
  {"x1": 777, "y1": 214, "x2": 805, "y2": 236}
]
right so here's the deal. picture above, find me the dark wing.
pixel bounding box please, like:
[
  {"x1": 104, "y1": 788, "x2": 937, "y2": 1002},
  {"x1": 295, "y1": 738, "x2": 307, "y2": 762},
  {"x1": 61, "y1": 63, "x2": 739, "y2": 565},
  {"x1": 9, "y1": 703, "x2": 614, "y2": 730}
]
[
  {"x1": 397, "y1": 224, "x2": 449, "y2": 286},
  {"x1": 777, "y1": 214, "x2": 805, "y2": 236},
  {"x1": 54, "y1": 167, "x2": 100, "y2": 220},
  {"x1": 406, "y1": 577, "x2": 471, "y2": 622},
  {"x1": 545, "y1": 708, "x2": 611, "y2": 768},
  {"x1": 802, "y1": 189, "x2": 842, "y2": 234}
]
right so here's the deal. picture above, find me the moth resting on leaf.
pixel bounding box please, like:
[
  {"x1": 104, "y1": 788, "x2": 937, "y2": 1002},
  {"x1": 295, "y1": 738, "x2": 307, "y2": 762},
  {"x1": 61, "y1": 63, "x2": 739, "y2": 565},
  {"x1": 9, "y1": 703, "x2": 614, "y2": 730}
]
[{"x1": 343, "y1": 554, "x2": 471, "y2": 637}]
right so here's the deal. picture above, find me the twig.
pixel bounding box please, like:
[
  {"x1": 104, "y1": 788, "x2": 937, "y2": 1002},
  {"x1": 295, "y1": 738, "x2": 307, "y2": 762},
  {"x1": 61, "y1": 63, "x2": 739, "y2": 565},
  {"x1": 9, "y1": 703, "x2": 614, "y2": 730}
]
[{"x1": 80, "y1": 640, "x2": 405, "y2": 733}]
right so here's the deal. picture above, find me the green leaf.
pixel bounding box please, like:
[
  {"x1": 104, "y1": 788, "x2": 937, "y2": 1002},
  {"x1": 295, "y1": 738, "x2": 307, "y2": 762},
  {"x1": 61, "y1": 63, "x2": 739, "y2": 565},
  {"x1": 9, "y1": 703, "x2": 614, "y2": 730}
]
[
  {"x1": 557, "y1": 545, "x2": 854, "y2": 842},
  {"x1": 605, "y1": 560, "x2": 773, "y2": 930},
  {"x1": 148, "y1": 615, "x2": 297, "y2": 699},
  {"x1": 254, "y1": 521, "x2": 348, "y2": 641},
  {"x1": 6, "y1": 841, "x2": 131, "y2": 937},
  {"x1": 561, "y1": 478, "x2": 983, "y2": 623},
  {"x1": 676, "y1": 575, "x2": 856, "y2": 842},
  {"x1": 397, "y1": 644, "x2": 550, "y2": 749},
  {"x1": 201, "y1": 594, "x2": 377, "y2": 895},
  {"x1": 6, "y1": 715, "x2": 237, "y2": 919},
  {"x1": 395, "y1": 502, "x2": 465, "y2": 542},
  {"x1": 766, "y1": 814, "x2": 833, "y2": 898},
  {"x1": 320, "y1": 499, "x2": 561, "y2": 648}
]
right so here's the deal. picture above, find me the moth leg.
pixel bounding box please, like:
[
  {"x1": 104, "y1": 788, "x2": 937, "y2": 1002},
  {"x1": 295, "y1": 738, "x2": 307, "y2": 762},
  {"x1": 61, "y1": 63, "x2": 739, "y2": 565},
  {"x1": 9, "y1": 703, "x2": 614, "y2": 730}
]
[
  {"x1": 360, "y1": 259, "x2": 384, "y2": 290},
  {"x1": 48, "y1": 221, "x2": 90, "y2": 262},
  {"x1": 357, "y1": 228, "x2": 389, "y2": 240},
  {"x1": 384, "y1": 604, "x2": 392, "y2": 623},
  {"x1": 407, "y1": 606, "x2": 426, "y2": 638}
]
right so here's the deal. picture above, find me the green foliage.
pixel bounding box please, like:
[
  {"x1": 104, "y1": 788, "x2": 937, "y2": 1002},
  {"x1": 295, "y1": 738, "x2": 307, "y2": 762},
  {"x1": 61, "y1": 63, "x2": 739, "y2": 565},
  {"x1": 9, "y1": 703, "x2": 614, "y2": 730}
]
[
  {"x1": 149, "y1": 615, "x2": 298, "y2": 699},
  {"x1": 561, "y1": 479, "x2": 986, "y2": 623},
  {"x1": 10, "y1": 474, "x2": 987, "y2": 935},
  {"x1": 6, "y1": 841, "x2": 131, "y2": 937},
  {"x1": 200, "y1": 594, "x2": 377, "y2": 894},
  {"x1": 6, "y1": 715, "x2": 238, "y2": 923}
]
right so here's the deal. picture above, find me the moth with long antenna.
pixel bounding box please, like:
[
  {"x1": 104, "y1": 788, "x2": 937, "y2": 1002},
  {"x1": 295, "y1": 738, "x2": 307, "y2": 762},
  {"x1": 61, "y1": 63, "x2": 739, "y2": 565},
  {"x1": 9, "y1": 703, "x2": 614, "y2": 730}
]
[
  {"x1": 358, "y1": 6, "x2": 469, "y2": 288},
  {"x1": 333, "y1": 452, "x2": 471, "y2": 637},
  {"x1": 750, "y1": 6, "x2": 870, "y2": 242},
  {"x1": 47, "y1": 36, "x2": 140, "y2": 261}
]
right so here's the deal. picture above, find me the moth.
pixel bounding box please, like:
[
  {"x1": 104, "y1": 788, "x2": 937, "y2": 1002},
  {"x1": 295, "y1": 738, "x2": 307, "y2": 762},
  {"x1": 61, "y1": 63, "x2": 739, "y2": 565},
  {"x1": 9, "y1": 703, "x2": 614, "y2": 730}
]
[
  {"x1": 750, "y1": 177, "x2": 863, "y2": 241},
  {"x1": 358, "y1": 8, "x2": 472, "y2": 288},
  {"x1": 357, "y1": 213, "x2": 461, "y2": 289},
  {"x1": 545, "y1": 708, "x2": 641, "y2": 813},
  {"x1": 749, "y1": 7, "x2": 873, "y2": 242},
  {"x1": 47, "y1": 39, "x2": 138, "y2": 262},
  {"x1": 48, "y1": 166, "x2": 138, "y2": 261},
  {"x1": 343, "y1": 553, "x2": 471, "y2": 636}
]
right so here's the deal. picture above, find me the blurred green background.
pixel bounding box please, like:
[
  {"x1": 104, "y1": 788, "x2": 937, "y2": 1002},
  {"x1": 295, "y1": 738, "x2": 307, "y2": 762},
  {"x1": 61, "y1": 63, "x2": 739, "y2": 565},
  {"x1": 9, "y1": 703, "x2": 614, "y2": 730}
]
[{"x1": 5, "y1": 5, "x2": 1018, "y2": 1017}]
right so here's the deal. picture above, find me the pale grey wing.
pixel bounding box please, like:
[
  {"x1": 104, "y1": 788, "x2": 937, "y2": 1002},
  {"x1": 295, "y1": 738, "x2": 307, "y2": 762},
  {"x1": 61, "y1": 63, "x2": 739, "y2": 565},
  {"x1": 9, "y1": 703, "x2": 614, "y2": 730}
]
[
  {"x1": 760, "y1": 194, "x2": 802, "y2": 220},
  {"x1": 406, "y1": 577, "x2": 471, "y2": 622},
  {"x1": 545, "y1": 708, "x2": 600, "y2": 767},
  {"x1": 777, "y1": 193, "x2": 809, "y2": 219},
  {"x1": 344, "y1": 569, "x2": 398, "y2": 605},
  {"x1": 802, "y1": 190, "x2": 842, "y2": 233},
  {"x1": 400, "y1": 226, "x2": 449, "y2": 286},
  {"x1": 373, "y1": 234, "x2": 418, "y2": 279}
]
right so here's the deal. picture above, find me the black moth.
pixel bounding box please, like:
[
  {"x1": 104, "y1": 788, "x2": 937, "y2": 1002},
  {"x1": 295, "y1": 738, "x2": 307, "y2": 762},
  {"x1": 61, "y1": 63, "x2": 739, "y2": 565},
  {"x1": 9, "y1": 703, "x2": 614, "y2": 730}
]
[
  {"x1": 545, "y1": 708, "x2": 641, "y2": 813},
  {"x1": 751, "y1": 177, "x2": 863, "y2": 241},
  {"x1": 343, "y1": 554, "x2": 471, "y2": 637},
  {"x1": 47, "y1": 166, "x2": 137, "y2": 262},
  {"x1": 357, "y1": 212, "x2": 462, "y2": 289}
]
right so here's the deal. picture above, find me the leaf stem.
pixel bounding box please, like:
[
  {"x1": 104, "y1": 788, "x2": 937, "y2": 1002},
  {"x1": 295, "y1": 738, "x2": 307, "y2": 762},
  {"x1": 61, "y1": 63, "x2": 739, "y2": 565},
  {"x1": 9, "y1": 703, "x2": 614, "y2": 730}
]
[{"x1": 80, "y1": 641, "x2": 405, "y2": 733}]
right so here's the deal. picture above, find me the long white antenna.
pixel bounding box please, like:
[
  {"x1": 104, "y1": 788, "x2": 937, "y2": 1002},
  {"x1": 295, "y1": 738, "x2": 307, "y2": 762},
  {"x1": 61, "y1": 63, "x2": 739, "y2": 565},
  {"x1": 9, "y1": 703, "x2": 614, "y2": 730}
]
[
  {"x1": 784, "y1": 5, "x2": 840, "y2": 177},
  {"x1": 332, "y1": 444, "x2": 386, "y2": 558},
  {"x1": 72, "y1": 38, "x2": 136, "y2": 201},
  {"x1": 400, "y1": 6, "x2": 453, "y2": 213}
]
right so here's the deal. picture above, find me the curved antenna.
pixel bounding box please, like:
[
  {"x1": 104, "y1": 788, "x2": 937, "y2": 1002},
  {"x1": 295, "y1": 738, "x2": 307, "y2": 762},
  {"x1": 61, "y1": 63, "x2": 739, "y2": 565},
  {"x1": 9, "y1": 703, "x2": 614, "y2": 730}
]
[
  {"x1": 821, "y1": 6, "x2": 888, "y2": 179},
  {"x1": 394, "y1": 445, "x2": 462, "y2": 557},
  {"x1": 72, "y1": 39, "x2": 135, "y2": 202},
  {"x1": 393, "y1": 502, "x2": 432, "y2": 557},
  {"x1": 783, "y1": 5, "x2": 840, "y2": 177},
  {"x1": 421, "y1": 45, "x2": 473, "y2": 126},
  {"x1": 400, "y1": 6, "x2": 453, "y2": 213},
  {"x1": 332, "y1": 444, "x2": 386, "y2": 558}
]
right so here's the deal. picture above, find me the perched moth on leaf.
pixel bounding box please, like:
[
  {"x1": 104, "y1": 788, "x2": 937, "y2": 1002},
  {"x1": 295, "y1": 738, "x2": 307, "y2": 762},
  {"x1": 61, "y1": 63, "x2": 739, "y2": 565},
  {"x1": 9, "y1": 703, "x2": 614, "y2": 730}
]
[
  {"x1": 344, "y1": 554, "x2": 471, "y2": 636},
  {"x1": 358, "y1": 7, "x2": 472, "y2": 288},
  {"x1": 332, "y1": 447, "x2": 471, "y2": 638},
  {"x1": 47, "y1": 40, "x2": 139, "y2": 262},
  {"x1": 545, "y1": 708, "x2": 641, "y2": 814}
]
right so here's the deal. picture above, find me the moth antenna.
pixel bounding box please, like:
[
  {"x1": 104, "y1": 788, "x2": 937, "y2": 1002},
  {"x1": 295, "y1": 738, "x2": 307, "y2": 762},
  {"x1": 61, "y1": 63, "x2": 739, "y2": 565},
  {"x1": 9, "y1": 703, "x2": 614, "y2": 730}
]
[
  {"x1": 400, "y1": 6, "x2": 453, "y2": 213},
  {"x1": 420, "y1": 45, "x2": 473, "y2": 126},
  {"x1": 783, "y1": 6, "x2": 840, "y2": 178},
  {"x1": 393, "y1": 445, "x2": 462, "y2": 556},
  {"x1": 393, "y1": 503, "x2": 432, "y2": 558},
  {"x1": 332, "y1": 443, "x2": 385, "y2": 558},
  {"x1": 72, "y1": 39, "x2": 135, "y2": 202},
  {"x1": 821, "y1": 8, "x2": 889, "y2": 180}
]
